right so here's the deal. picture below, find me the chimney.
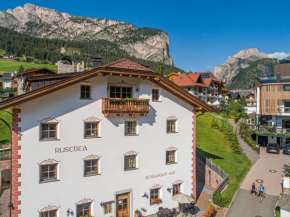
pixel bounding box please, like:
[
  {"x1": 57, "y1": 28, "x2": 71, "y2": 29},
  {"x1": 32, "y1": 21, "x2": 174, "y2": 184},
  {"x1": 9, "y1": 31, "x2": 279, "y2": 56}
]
[
  {"x1": 91, "y1": 57, "x2": 102, "y2": 69},
  {"x1": 277, "y1": 72, "x2": 281, "y2": 82}
]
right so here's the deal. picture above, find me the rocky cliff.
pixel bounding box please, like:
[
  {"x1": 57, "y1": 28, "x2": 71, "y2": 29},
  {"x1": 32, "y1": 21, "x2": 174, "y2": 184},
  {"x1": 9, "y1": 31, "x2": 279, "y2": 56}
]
[
  {"x1": 214, "y1": 48, "x2": 270, "y2": 88},
  {"x1": 0, "y1": 4, "x2": 173, "y2": 65}
]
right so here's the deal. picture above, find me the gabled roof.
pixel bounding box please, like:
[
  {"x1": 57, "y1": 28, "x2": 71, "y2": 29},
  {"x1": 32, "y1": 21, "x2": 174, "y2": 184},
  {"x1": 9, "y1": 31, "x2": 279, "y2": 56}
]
[
  {"x1": 0, "y1": 58, "x2": 214, "y2": 113},
  {"x1": 230, "y1": 92, "x2": 240, "y2": 99},
  {"x1": 103, "y1": 58, "x2": 153, "y2": 72},
  {"x1": 172, "y1": 73, "x2": 206, "y2": 87},
  {"x1": 17, "y1": 67, "x2": 57, "y2": 77},
  {"x1": 277, "y1": 194, "x2": 290, "y2": 212}
]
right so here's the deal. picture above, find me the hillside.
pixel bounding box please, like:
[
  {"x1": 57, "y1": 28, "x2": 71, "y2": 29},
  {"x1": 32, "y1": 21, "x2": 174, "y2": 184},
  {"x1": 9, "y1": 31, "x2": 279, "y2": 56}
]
[
  {"x1": 0, "y1": 27, "x2": 182, "y2": 74},
  {"x1": 0, "y1": 3, "x2": 173, "y2": 65},
  {"x1": 196, "y1": 113, "x2": 251, "y2": 206},
  {"x1": 0, "y1": 59, "x2": 57, "y2": 74}
]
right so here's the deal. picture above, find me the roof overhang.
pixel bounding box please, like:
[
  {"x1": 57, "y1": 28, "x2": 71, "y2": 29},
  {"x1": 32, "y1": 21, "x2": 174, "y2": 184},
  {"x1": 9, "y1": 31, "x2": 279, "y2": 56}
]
[{"x1": 0, "y1": 66, "x2": 214, "y2": 113}]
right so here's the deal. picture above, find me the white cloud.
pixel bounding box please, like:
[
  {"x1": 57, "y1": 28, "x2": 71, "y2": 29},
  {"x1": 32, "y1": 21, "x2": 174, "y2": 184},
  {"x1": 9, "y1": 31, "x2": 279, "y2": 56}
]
[{"x1": 268, "y1": 52, "x2": 289, "y2": 60}]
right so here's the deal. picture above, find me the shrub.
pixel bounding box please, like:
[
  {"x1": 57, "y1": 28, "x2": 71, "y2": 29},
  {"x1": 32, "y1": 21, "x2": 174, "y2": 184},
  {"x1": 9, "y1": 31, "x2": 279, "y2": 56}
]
[{"x1": 213, "y1": 189, "x2": 230, "y2": 208}]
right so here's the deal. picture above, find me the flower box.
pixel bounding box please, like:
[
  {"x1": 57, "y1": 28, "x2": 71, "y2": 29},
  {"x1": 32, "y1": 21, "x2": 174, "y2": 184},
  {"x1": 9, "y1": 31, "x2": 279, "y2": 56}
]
[{"x1": 150, "y1": 198, "x2": 162, "y2": 205}]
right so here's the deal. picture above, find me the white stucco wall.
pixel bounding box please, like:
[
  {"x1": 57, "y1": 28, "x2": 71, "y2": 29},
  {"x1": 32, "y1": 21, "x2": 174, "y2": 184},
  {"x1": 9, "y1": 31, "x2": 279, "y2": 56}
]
[
  {"x1": 281, "y1": 208, "x2": 290, "y2": 217},
  {"x1": 17, "y1": 76, "x2": 194, "y2": 217},
  {"x1": 3, "y1": 80, "x2": 12, "y2": 89}
]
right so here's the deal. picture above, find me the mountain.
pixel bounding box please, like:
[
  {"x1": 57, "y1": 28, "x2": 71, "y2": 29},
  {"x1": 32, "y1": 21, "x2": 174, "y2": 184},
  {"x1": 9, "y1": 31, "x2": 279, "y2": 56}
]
[
  {"x1": 0, "y1": 3, "x2": 173, "y2": 65},
  {"x1": 214, "y1": 48, "x2": 278, "y2": 89}
]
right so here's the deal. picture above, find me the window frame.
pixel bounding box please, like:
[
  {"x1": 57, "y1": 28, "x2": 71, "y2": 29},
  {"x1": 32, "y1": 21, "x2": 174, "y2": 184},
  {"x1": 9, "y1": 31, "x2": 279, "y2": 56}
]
[
  {"x1": 80, "y1": 84, "x2": 92, "y2": 100},
  {"x1": 125, "y1": 121, "x2": 137, "y2": 136},
  {"x1": 40, "y1": 123, "x2": 58, "y2": 141},
  {"x1": 84, "y1": 159, "x2": 100, "y2": 177},
  {"x1": 40, "y1": 163, "x2": 58, "y2": 183},
  {"x1": 124, "y1": 155, "x2": 137, "y2": 171},
  {"x1": 152, "y1": 89, "x2": 160, "y2": 102},
  {"x1": 104, "y1": 203, "x2": 113, "y2": 214},
  {"x1": 172, "y1": 183, "x2": 181, "y2": 196},
  {"x1": 39, "y1": 210, "x2": 57, "y2": 217},
  {"x1": 76, "y1": 202, "x2": 91, "y2": 217},
  {"x1": 84, "y1": 121, "x2": 100, "y2": 138},
  {"x1": 110, "y1": 86, "x2": 133, "y2": 99},
  {"x1": 166, "y1": 150, "x2": 177, "y2": 164},
  {"x1": 167, "y1": 120, "x2": 177, "y2": 133}
]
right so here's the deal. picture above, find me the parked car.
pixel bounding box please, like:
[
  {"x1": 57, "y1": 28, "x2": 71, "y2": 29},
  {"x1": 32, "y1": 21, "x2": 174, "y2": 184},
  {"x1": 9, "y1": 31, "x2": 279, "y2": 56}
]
[
  {"x1": 266, "y1": 143, "x2": 280, "y2": 154},
  {"x1": 283, "y1": 145, "x2": 290, "y2": 155}
]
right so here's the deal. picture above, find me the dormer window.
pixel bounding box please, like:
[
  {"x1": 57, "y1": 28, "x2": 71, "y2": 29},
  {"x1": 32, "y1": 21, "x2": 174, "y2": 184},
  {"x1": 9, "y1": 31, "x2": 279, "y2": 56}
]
[{"x1": 80, "y1": 85, "x2": 91, "y2": 99}]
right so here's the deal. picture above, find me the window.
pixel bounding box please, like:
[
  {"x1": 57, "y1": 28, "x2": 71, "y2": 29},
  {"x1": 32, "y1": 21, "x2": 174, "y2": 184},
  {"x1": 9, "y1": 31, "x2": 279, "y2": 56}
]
[
  {"x1": 125, "y1": 121, "x2": 137, "y2": 135},
  {"x1": 84, "y1": 122, "x2": 99, "y2": 138},
  {"x1": 40, "y1": 164, "x2": 57, "y2": 182},
  {"x1": 152, "y1": 89, "x2": 160, "y2": 101},
  {"x1": 124, "y1": 155, "x2": 137, "y2": 170},
  {"x1": 284, "y1": 85, "x2": 290, "y2": 91},
  {"x1": 41, "y1": 123, "x2": 57, "y2": 140},
  {"x1": 150, "y1": 188, "x2": 161, "y2": 204},
  {"x1": 173, "y1": 184, "x2": 181, "y2": 196},
  {"x1": 104, "y1": 203, "x2": 113, "y2": 214},
  {"x1": 40, "y1": 210, "x2": 57, "y2": 217},
  {"x1": 166, "y1": 150, "x2": 176, "y2": 164},
  {"x1": 80, "y1": 85, "x2": 91, "y2": 99},
  {"x1": 84, "y1": 159, "x2": 99, "y2": 176},
  {"x1": 76, "y1": 203, "x2": 91, "y2": 217},
  {"x1": 167, "y1": 120, "x2": 177, "y2": 133},
  {"x1": 110, "y1": 86, "x2": 132, "y2": 98}
]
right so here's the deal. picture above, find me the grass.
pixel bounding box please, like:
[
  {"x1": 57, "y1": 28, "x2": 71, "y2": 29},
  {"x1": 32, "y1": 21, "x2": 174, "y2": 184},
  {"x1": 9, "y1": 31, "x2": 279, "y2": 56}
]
[
  {"x1": 0, "y1": 59, "x2": 57, "y2": 74},
  {"x1": 275, "y1": 206, "x2": 280, "y2": 217},
  {"x1": 196, "y1": 113, "x2": 252, "y2": 207},
  {"x1": 0, "y1": 108, "x2": 12, "y2": 146}
]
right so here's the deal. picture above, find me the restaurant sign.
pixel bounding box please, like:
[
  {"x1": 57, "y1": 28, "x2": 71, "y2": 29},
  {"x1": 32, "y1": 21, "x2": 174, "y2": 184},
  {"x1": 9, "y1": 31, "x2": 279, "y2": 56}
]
[{"x1": 145, "y1": 171, "x2": 176, "y2": 179}]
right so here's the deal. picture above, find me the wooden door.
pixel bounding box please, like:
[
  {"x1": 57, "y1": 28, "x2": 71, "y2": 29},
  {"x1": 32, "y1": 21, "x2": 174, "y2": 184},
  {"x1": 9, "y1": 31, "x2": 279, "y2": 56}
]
[{"x1": 116, "y1": 193, "x2": 130, "y2": 217}]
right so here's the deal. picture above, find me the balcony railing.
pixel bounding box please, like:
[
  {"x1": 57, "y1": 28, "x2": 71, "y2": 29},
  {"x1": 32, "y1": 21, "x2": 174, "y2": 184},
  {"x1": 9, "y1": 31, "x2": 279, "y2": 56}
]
[{"x1": 102, "y1": 98, "x2": 150, "y2": 116}]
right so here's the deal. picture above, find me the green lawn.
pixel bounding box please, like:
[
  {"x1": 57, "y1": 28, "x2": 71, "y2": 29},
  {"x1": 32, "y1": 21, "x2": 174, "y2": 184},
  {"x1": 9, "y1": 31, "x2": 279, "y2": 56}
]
[
  {"x1": 0, "y1": 59, "x2": 57, "y2": 74},
  {"x1": 196, "y1": 113, "x2": 252, "y2": 206},
  {"x1": 0, "y1": 108, "x2": 12, "y2": 146}
]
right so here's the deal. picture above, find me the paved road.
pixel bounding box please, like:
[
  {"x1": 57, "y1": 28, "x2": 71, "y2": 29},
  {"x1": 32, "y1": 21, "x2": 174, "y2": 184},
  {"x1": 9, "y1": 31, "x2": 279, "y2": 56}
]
[
  {"x1": 227, "y1": 148, "x2": 289, "y2": 217},
  {"x1": 226, "y1": 189, "x2": 277, "y2": 217}
]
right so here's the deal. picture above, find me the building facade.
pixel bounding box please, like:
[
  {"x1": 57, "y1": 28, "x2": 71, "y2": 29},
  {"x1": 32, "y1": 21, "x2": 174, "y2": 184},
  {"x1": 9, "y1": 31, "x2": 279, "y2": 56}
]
[
  {"x1": 0, "y1": 59, "x2": 212, "y2": 217},
  {"x1": 168, "y1": 72, "x2": 229, "y2": 107}
]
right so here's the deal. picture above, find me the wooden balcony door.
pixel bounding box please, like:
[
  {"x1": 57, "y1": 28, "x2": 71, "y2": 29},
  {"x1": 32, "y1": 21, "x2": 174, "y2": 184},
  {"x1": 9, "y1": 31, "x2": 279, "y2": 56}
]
[{"x1": 116, "y1": 193, "x2": 130, "y2": 217}]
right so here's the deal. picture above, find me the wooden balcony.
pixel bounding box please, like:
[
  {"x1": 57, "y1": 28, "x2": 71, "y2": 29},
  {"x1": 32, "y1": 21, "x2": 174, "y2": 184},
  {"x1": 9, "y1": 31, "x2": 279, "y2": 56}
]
[{"x1": 102, "y1": 98, "x2": 150, "y2": 116}]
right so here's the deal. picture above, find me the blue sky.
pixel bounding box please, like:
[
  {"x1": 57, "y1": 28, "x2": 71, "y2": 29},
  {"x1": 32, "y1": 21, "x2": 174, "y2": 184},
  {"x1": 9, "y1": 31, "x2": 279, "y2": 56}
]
[{"x1": 1, "y1": 0, "x2": 290, "y2": 72}]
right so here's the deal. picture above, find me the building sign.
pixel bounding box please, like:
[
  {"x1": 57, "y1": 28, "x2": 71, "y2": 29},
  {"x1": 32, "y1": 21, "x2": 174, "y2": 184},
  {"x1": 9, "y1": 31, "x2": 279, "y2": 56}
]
[
  {"x1": 55, "y1": 146, "x2": 88, "y2": 153},
  {"x1": 145, "y1": 171, "x2": 176, "y2": 179}
]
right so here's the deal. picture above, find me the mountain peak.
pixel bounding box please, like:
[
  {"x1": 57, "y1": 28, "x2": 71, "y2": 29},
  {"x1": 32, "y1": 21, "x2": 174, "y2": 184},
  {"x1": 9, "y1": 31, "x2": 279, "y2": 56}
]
[
  {"x1": 0, "y1": 4, "x2": 173, "y2": 65},
  {"x1": 233, "y1": 48, "x2": 267, "y2": 59}
]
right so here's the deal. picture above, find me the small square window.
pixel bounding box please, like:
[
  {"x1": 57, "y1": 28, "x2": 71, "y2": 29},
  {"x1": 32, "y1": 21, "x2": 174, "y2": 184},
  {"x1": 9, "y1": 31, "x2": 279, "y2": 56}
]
[
  {"x1": 173, "y1": 184, "x2": 181, "y2": 196},
  {"x1": 84, "y1": 159, "x2": 99, "y2": 176},
  {"x1": 76, "y1": 202, "x2": 91, "y2": 217},
  {"x1": 166, "y1": 150, "x2": 176, "y2": 164},
  {"x1": 41, "y1": 123, "x2": 58, "y2": 140},
  {"x1": 124, "y1": 155, "x2": 137, "y2": 170},
  {"x1": 40, "y1": 210, "x2": 57, "y2": 217},
  {"x1": 125, "y1": 121, "x2": 137, "y2": 135},
  {"x1": 80, "y1": 85, "x2": 91, "y2": 99},
  {"x1": 104, "y1": 203, "x2": 113, "y2": 214},
  {"x1": 84, "y1": 122, "x2": 99, "y2": 138},
  {"x1": 152, "y1": 89, "x2": 160, "y2": 101},
  {"x1": 40, "y1": 164, "x2": 57, "y2": 182},
  {"x1": 167, "y1": 120, "x2": 177, "y2": 133}
]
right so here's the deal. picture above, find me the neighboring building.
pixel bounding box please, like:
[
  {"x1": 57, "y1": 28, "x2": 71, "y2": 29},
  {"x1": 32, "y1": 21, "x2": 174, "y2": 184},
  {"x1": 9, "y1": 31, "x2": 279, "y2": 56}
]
[
  {"x1": 274, "y1": 63, "x2": 290, "y2": 77},
  {"x1": 277, "y1": 193, "x2": 290, "y2": 217},
  {"x1": 1, "y1": 72, "x2": 16, "y2": 89},
  {"x1": 246, "y1": 112, "x2": 256, "y2": 129},
  {"x1": 229, "y1": 91, "x2": 240, "y2": 102},
  {"x1": 0, "y1": 58, "x2": 213, "y2": 217},
  {"x1": 255, "y1": 75, "x2": 290, "y2": 146},
  {"x1": 170, "y1": 71, "x2": 229, "y2": 107}
]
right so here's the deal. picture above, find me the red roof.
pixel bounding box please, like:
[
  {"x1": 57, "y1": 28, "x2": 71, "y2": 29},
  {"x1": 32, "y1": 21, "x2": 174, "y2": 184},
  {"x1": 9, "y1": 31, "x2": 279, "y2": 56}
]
[{"x1": 103, "y1": 58, "x2": 154, "y2": 72}]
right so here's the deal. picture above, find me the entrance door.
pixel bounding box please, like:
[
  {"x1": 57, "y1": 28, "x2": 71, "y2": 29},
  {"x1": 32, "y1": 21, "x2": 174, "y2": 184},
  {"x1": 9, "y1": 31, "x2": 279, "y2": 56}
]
[{"x1": 116, "y1": 193, "x2": 130, "y2": 217}]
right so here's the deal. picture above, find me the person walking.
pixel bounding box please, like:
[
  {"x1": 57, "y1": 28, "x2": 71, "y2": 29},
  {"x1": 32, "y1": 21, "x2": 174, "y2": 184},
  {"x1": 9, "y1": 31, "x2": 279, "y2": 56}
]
[
  {"x1": 258, "y1": 184, "x2": 266, "y2": 202},
  {"x1": 250, "y1": 182, "x2": 257, "y2": 199}
]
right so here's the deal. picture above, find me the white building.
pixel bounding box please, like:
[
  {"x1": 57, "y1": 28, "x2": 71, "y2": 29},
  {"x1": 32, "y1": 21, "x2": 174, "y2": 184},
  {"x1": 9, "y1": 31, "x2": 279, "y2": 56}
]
[{"x1": 0, "y1": 59, "x2": 213, "y2": 217}]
